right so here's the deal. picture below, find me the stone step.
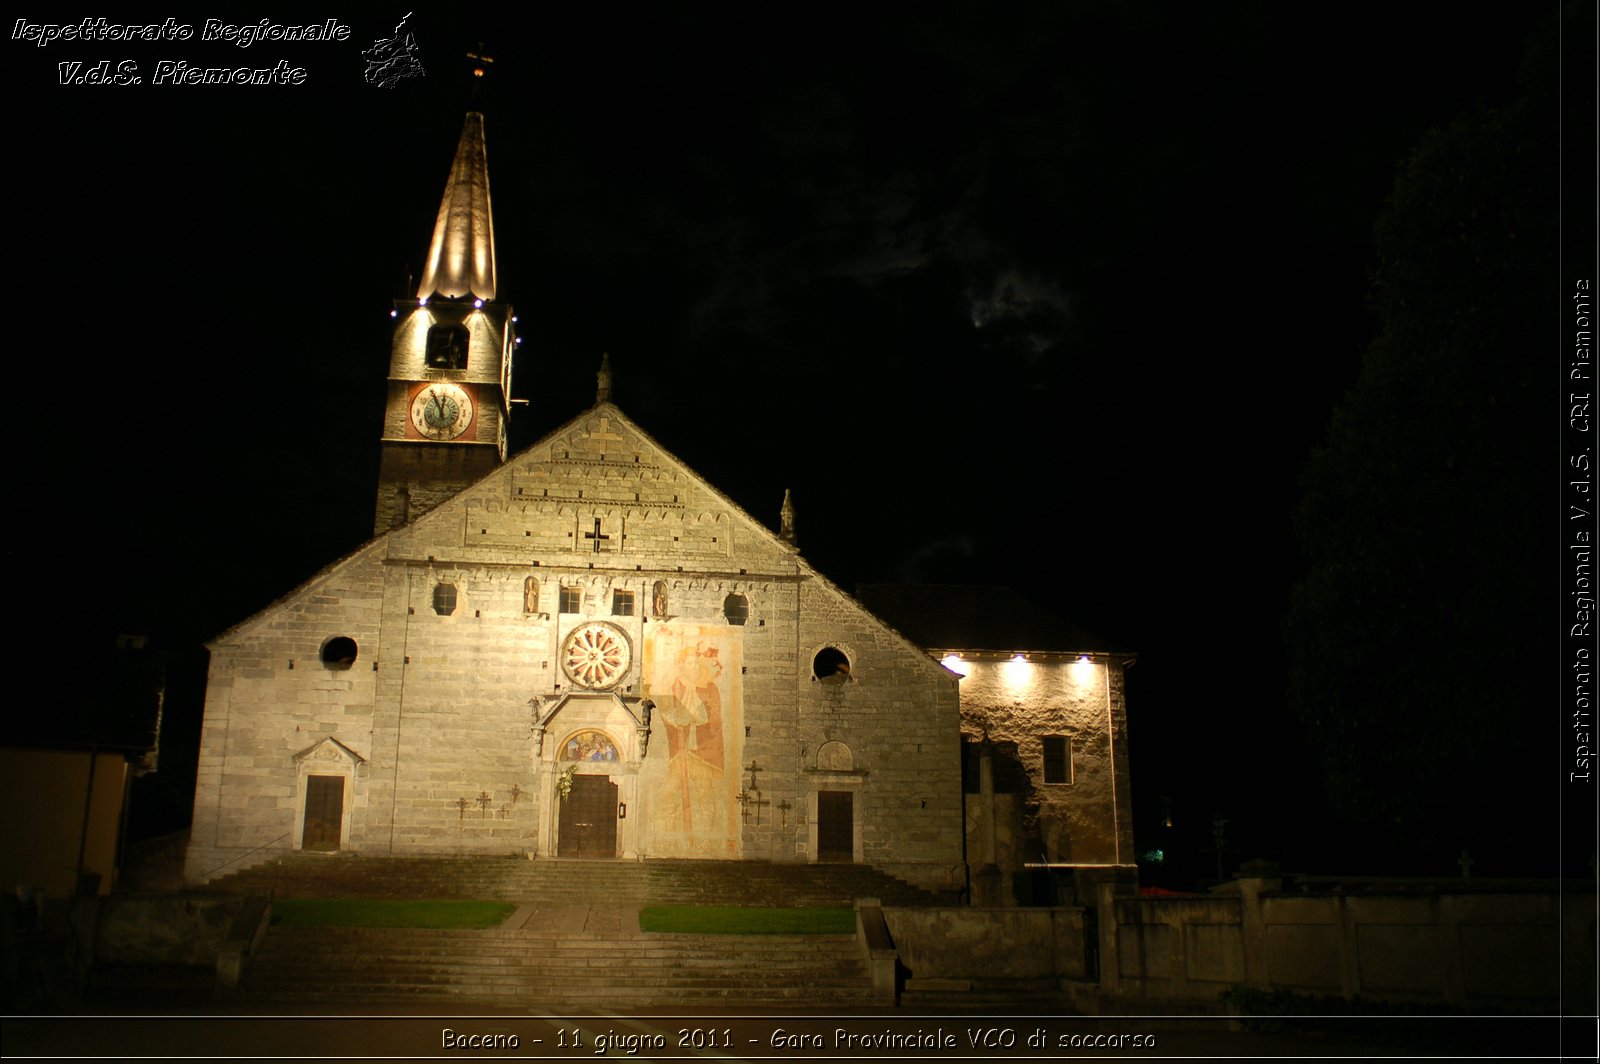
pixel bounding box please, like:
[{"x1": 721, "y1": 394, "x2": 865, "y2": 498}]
[
  {"x1": 257, "y1": 944, "x2": 862, "y2": 964},
  {"x1": 242, "y1": 987, "x2": 871, "y2": 1007},
  {"x1": 248, "y1": 930, "x2": 864, "y2": 961},
  {"x1": 246, "y1": 969, "x2": 871, "y2": 988},
  {"x1": 248, "y1": 973, "x2": 869, "y2": 991},
  {"x1": 248, "y1": 960, "x2": 868, "y2": 978},
  {"x1": 205, "y1": 855, "x2": 946, "y2": 908},
  {"x1": 238, "y1": 922, "x2": 877, "y2": 1009}
]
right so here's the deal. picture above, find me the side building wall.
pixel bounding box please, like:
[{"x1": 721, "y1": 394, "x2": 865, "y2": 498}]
[{"x1": 952, "y1": 654, "x2": 1134, "y2": 878}]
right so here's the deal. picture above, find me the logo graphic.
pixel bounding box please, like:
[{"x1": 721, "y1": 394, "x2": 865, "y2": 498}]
[{"x1": 363, "y1": 13, "x2": 425, "y2": 88}]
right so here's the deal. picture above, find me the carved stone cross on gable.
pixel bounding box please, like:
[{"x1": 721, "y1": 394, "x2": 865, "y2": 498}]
[
  {"x1": 584, "y1": 518, "x2": 611, "y2": 553},
  {"x1": 586, "y1": 416, "x2": 624, "y2": 443}
]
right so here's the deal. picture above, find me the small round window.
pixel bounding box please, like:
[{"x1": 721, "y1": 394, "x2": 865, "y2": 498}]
[
  {"x1": 813, "y1": 647, "x2": 851, "y2": 683},
  {"x1": 320, "y1": 636, "x2": 358, "y2": 670}
]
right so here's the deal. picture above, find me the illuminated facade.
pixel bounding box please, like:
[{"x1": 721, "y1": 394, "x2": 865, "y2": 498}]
[
  {"x1": 183, "y1": 112, "x2": 1134, "y2": 902},
  {"x1": 184, "y1": 113, "x2": 967, "y2": 891}
]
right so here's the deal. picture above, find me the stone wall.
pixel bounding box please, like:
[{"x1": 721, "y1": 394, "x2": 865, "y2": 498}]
[
  {"x1": 884, "y1": 907, "x2": 1090, "y2": 981},
  {"x1": 185, "y1": 543, "x2": 387, "y2": 882},
  {"x1": 1098, "y1": 876, "x2": 1594, "y2": 1011},
  {"x1": 950, "y1": 654, "x2": 1134, "y2": 886},
  {"x1": 793, "y1": 580, "x2": 963, "y2": 884},
  {"x1": 91, "y1": 895, "x2": 245, "y2": 968}
]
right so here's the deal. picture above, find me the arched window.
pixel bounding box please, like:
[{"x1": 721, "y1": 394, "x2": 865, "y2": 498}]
[
  {"x1": 433, "y1": 583, "x2": 457, "y2": 616},
  {"x1": 723, "y1": 593, "x2": 749, "y2": 626}
]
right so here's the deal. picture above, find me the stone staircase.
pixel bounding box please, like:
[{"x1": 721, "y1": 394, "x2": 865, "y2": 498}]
[
  {"x1": 199, "y1": 857, "x2": 946, "y2": 1009},
  {"x1": 205, "y1": 853, "x2": 948, "y2": 908},
  {"x1": 237, "y1": 907, "x2": 874, "y2": 1009}
]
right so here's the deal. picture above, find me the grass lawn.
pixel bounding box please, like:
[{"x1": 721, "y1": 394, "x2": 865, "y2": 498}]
[
  {"x1": 639, "y1": 906, "x2": 855, "y2": 934},
  {"x1": 271, "y1": 899, "x2": 517, "y2": 929}
]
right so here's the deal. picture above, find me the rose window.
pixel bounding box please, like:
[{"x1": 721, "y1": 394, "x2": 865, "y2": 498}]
[{"x1": 561, "y1": 621, "x2": 632, "y2": 689}]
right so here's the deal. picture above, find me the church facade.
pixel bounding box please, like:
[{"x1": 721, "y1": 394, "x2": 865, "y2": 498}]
[
  {"x1": 183, "y1": 396, "x2": 967, "y2": 890},
  {"x1": 183, "y1": 110, "x2": 1131, "y2": 898}
]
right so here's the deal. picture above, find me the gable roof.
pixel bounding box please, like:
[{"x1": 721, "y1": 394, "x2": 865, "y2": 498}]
[
  {"x1": 213, "y1": 401, "x2": 957, "y2": 683},
  {"x1": 400, "y1": 399, "x2": 794, "y2": 557}
]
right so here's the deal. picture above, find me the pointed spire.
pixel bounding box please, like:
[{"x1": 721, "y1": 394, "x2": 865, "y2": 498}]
[
  {"x1": 596, "y1": 353, "x2": 613, "y2": 403},
  {"x1": 416, "y1": 112, "x2": 496, "y2": 301},
  {"x1": 780, "y1": 488, "x2": 797, "y2": 546}
]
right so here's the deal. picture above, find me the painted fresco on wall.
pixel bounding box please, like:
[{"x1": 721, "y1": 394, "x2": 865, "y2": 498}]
[
  {"x1": 640, "y1": 622, "x2": 743, "y2": 858},
  {"x1": 560, "y1": 730, "x2": 619, "y2": 762}
]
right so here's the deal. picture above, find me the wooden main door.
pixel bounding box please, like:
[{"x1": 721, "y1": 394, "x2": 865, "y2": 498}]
[
  {"x1": 817, "y1": 790, "x2": 853, "y2": 862},
  {"x1": 558, "y1": 775, "x2": 618, "y2": 858},
  {"x1": 301, "y1": 774, "x2": 345, "y2": 851}
]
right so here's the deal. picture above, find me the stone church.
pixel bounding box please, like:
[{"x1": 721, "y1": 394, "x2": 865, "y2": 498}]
[{"x1": 183, "y1": 111, "x2": 1133, "y2": 898}]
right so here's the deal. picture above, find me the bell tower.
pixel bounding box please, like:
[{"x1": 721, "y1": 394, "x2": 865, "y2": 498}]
[{"x1": 374, "y1": 109, "x2": 516, "y2": 533}]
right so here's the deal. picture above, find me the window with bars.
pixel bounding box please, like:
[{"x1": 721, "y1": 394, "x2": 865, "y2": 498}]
[
  {"x1": 559, "y1": 586, "x2": 582, "y2": 614},
  {"x1": 432, "y1": 583, "x2": 457, "y2": 616},
  {"x1": 612, "y1": 590, "x2": 635, "y2": 616},
  {"x1": 1042, "y1": 735, "x2": 1072, "y2": 784}
]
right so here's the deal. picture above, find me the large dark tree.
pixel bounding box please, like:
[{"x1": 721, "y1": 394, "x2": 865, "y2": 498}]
[{"x1": 1286, "y1": 14, "x2": 1565, "y2": 873}]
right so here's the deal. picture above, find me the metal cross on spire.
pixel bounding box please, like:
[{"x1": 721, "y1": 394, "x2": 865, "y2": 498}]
[{"x1": 466, "y1": 43, "x2": 494, "y2": 102}]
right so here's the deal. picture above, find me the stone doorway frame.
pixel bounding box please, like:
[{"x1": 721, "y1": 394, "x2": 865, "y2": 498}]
[
  {"x1": 803, "y1": 741, "x2": 866, "y2": 863},
  {"x1": 291, "y1": 737, "x2": 365, "y2": 853},
  {"x1": 532, "y1": 692, "x2": 651, "y2": 859}
]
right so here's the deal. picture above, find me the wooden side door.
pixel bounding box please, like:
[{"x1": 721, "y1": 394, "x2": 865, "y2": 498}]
[{"x1": 301, "y1": 774, "x2": 345, "y2": 851}]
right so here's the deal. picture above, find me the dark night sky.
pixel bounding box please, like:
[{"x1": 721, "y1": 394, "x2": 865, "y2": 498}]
[{"x1": 9, "y1": 3, "x2": 1575, "y2": 876}]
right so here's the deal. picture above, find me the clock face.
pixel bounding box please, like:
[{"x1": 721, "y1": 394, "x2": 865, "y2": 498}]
[
  {"x1": 409, "y1": 382, "x2": 474, "y2": 440},
  {"x1": 561, "y1": 621, "x2": 632, "y2": 690}
]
